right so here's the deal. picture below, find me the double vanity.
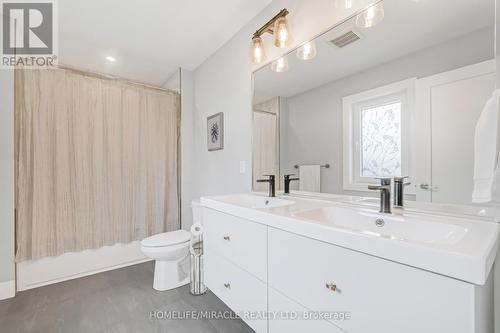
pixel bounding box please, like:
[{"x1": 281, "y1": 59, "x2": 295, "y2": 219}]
[
  {"x1": 210, "y1": 0, "x2": 500, "y2": 331},
  {"x1": 200, "y1": 193, "x2": 499, "y2": 333}
]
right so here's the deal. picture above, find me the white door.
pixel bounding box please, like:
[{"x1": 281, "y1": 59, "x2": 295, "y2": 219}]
[{"x1": 415, "y1": 60, "x2": 496, "y2": 204}]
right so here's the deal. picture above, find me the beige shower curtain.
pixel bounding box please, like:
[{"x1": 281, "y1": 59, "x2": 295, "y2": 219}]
[{"x1": 15, "y1": 68, "x2": 180, "y2": 261}]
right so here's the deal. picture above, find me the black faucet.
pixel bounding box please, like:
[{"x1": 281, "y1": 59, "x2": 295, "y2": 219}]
[
  {"x1": 257, "y1": 175, "x2": 276, "y2": 197},
  {"x1": 283, "y1": 174, "x2": 299, "y2": 194},
  {"x1": 368, "y1": 178, "x2": 392, "y2": 214},
  {"x1": 393, "y1": 176, "x2": 411, "y2": 208}
]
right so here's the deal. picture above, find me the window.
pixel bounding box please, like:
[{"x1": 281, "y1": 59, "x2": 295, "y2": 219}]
[
  {"x1": 360, "y1": 101, "x2": 402, "y2": 177},
  {"x1": 343, "y1": 79, "x2": 414, "y2": 191}
]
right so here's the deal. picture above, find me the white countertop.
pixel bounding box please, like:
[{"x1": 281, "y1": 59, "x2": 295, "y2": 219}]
[{"x1": 201, "y1": 192, "x2": 500, "y2": 285}]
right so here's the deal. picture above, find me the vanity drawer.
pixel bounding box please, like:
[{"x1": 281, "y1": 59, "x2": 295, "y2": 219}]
[
  {"x1": 203, "y1": 208, "x2": 267, "y2": 282},
  {"x1": 269, "y1": 287, "x2": 344, "y2": 333},
  {"x1": 268, "y1": 227, "x2": 475, "y2": 333},
  {"x1": 205, "y1": 252, "x2": 267, "y2": 333}
]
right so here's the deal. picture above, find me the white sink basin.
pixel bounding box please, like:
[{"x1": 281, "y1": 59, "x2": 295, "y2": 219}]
[
  {"x1": 201, "y1": 193, "x2": 499, "y2": 284},
  {"x1": 354, "y1": 197, "x2": 380, "y2": 205},
  {"x1": 214, "y1": 194, "x2": 295, "y2": 209},
  {"x1": 337, "y1": 196, "x2": 496, "y2": 219},
  {"x1": 293, "y1": 206, "x2": 468, "y2": 246}
]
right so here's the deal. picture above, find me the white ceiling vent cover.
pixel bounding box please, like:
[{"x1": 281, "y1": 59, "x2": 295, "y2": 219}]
[{"x1": 329, "y1": 31, "x2": 361, "y2": 48}]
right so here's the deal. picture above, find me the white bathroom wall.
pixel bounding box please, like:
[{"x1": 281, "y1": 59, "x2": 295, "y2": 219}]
[
  {"x1": 191, "y1": 0, "x2": 374, "y2": 199},
  {"x1": 180, "y1": 69, "x2": 196, "y2": 229},
  {"x1": 162, "y1": 68, "x2": 196, "y2": 230},
  {"x1": 0, "y1": 69, "x2": 15, "y2": 300},
  {"x1": 162, "y1": 67, "x2": 196, "y2": 230},
  {"x1": 280, "y1": 27, "x2": 494, "y2": 196}
]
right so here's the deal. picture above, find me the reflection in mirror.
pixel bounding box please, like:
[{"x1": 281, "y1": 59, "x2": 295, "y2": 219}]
[{"x1": 252, "y1": 0, "x2": 496, "y2": 206}]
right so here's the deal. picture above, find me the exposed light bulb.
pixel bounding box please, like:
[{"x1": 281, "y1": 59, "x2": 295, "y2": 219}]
[
  {"x1": 271, "y1": 56, "x2": 289, "y2": 73},
  {"x1": 367, "y1": 6, "x2": 375, "y2": 20},
  {"x1": 279, "y1": 27, "x2": 288, "y2": 44},
  {"x1": 356, "y1": 3, "x2": 384, "y2": 28},
  {"x1": 250, "y1": 36, "x2": 266, "y2": 64},
  {"x1": 296, "y1": 41, "x2": 317, "y2": 60},
  {"x1": 335, "y1": 0, "x2": 353, "y2": 9},
  {"x1": 273, "y1": 17, "x2": 292, "y2": 48}
]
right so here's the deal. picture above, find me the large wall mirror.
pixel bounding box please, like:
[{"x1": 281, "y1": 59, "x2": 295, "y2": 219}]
[{"x1": 252, "y1": 0, "x2": 496, "y2": 206}]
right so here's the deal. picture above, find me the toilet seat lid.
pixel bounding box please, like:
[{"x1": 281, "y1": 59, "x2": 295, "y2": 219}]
[{"x1": 141, "y1": 230, "x2": 191, "y2": 247}]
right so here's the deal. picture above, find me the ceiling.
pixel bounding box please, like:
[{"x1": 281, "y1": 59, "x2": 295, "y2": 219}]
[
  {"x1": 254, "y1": 0, "x2": 495, "y2": 102},
  {"x1": 58, "y1": 0, "x2": 272, "y2": 86}
]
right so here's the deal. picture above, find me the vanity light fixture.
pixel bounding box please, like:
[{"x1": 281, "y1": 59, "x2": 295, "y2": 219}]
[
  {"x1": 296, "y1": 41, "x2": 317, "y2": 60},
  {"x1": 250, "y1": 8, "x2": 292, "y2": 64},
  {"x1": 356, "y1": 2, "x2": 384, "y2": 28},
  {"x1": 271, "y1": 56, "x2": 289, "y2": 73},
  {"x1": 106, "y1": 56, "x2": 116, "y2": 62}
]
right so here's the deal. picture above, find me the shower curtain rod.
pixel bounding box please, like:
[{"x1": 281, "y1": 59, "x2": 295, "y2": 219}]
[{"x1": 49, "y1": 64, "x2": 178, "y2": 94}]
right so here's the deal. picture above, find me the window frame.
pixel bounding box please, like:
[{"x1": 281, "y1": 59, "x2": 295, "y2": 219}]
[{"x1": 342, "y1": 79, "x2": 415, "y2": 192}]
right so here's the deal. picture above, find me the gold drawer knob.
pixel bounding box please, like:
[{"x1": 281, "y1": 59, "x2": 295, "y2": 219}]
[
  {"x1": 223, "y1": 235, "x2": 230, "y2": 241},
  {"x1": 326, "y1": 283, "x2": 337, "y2": 292},
  {"x1": 224, "y1": 283, "x2": 231, "y2": 289}
]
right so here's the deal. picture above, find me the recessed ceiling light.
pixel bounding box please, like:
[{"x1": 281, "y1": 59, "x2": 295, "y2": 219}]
[{"x1": 106, "y1": 56, "x2": 116, "y2": 62}]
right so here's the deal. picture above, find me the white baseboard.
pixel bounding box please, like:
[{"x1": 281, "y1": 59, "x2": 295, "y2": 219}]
[
  {"x1": 0, "y1": 280, "x2": 15, "y2": 300},
  {"x1": 17, "y1": 241, "x2": 151, "y2": 291}
]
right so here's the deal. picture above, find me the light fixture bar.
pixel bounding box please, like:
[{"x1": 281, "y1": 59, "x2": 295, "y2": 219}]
[{"x1": 253, "y1": 8, "x2": 289, "y2": 38}]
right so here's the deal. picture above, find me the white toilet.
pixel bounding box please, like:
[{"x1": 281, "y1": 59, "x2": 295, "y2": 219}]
[
  {"x1": 140, "y1": 200, "x2": 203, "y2": 291},
  {"x1": 140, "y1": 230, "x2": 191, "y2": 291}
]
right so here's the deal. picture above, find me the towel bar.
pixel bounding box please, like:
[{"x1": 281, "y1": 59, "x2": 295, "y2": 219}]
[{"x1": 294, "y1": 164, "x2": 330, "y2": 169}]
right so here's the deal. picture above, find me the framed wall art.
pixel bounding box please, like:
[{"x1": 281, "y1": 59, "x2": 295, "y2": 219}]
[{"x1": 207, "y1": 112, "x2": 224, "y2": 151}]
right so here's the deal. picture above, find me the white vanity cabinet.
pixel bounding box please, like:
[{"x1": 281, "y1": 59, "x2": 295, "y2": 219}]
[
  {"x1": 268, "y1": 287, "x2": 344, "y2": 333},
  {"x1": 203, "y1": 208, "x2": 494, "y2": 333},
  {"x1": 268, "y1": 227, "x2": 492, "y2": 333},
  {"x1": 204, "y1": 253, "x2": 268, "y2": 332},
  {"x1": 203, "y1": 208, "x2": 267, "y2": 281},
  {"x1": 203, "y1": 208, "x2": 268, "y2": 332}
]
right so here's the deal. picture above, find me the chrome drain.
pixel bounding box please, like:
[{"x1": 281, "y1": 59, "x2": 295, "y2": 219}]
[{"x1": 375, "y1": 218, "x2": 385, "y2": 227}]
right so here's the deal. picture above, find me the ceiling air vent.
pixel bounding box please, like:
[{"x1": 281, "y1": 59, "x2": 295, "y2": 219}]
[{"x1": 329, "y1": 30, "x2": 360, "y2": 48}]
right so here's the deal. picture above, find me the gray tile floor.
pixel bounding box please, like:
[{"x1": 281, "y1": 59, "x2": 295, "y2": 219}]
[{"x1": 0, "y1": 262, "x2": 254, "y2": 333}]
